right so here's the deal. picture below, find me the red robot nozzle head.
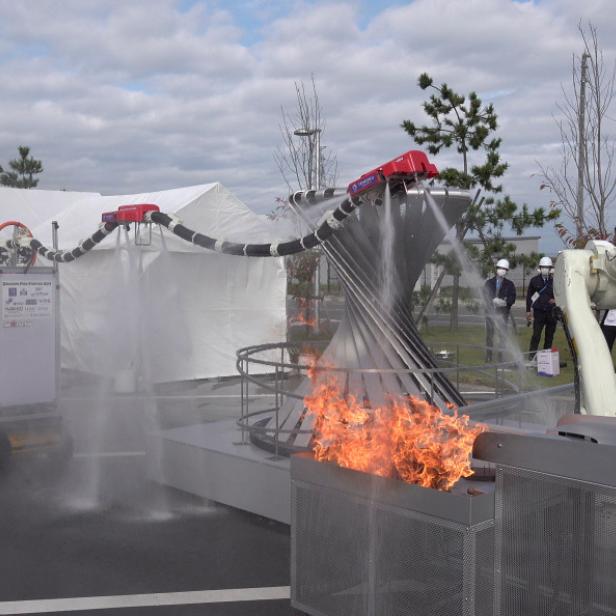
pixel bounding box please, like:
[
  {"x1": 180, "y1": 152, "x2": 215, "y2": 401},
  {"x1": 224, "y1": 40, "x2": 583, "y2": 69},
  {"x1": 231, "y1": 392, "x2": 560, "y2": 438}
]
[
  {"x1": 101, "y1": 203, "x2": 160, "y2": 224},
  {"x1": 347, "y1": 150, "x2": 438, "y2": 198}
]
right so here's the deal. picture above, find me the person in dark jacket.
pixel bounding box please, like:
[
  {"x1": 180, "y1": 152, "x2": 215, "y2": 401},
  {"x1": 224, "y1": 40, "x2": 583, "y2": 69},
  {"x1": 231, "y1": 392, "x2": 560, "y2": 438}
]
[
  {"x1": 484, "y1": 258, "x2": 516, "y2": 362},
  {"x1": 601, "y1": 309, "x2": 616, "y2": 351},
  {"x1": 526, "y1": 256, "x2": 556, "y2": 360}
]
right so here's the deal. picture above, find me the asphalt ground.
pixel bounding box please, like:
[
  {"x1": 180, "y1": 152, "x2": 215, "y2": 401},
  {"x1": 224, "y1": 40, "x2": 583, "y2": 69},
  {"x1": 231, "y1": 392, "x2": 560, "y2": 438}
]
[{"x1": 0, "y1": 378, "x2": 301, "y2": 615}]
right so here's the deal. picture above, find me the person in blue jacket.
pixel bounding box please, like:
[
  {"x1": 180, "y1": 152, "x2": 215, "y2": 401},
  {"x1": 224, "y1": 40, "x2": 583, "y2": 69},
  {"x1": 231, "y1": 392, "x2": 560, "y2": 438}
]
[
  {"x1": 526, "y1": 256, "x2": 556, "y2": 360},
  {"x1": 484, "y1": 258, "x2": 516, "y2": 362}
]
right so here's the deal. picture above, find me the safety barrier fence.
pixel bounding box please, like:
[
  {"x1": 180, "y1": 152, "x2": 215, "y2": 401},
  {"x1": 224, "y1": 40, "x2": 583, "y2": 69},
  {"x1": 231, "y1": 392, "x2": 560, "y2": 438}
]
[{"x1": 235, "y1": 341, "x2": 574, "y2": 457}]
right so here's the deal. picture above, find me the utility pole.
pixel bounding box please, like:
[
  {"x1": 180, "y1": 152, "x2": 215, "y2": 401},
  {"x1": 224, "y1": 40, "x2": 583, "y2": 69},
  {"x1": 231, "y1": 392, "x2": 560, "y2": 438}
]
[{"x1": 576, "y1": 51, "x2": 590, "y2": 240}]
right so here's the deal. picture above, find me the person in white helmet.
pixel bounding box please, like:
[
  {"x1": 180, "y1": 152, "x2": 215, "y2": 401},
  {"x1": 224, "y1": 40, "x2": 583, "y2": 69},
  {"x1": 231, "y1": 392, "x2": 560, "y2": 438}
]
[
  {"x1": 483, "y1": 258, "x2": 516, "y2": 362},
  {"x1": 526, "y1": 255, "x2": 557, "y2": 360}
]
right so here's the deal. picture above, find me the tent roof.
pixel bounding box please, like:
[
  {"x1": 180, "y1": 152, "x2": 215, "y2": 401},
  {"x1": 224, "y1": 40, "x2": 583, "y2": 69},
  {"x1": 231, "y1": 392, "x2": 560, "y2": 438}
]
[{"x1": 0, "y1": 186, "x2": 100, "y2": 231}]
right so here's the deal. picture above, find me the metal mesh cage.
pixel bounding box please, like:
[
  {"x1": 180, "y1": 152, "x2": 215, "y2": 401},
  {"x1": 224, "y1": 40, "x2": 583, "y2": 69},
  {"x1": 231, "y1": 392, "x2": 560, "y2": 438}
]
[
  {"x1": 375, "y1": 509, "x2": 494, "y2": 616},
  {"x1": 293, "y1": 482, "x2": 371, "y2": 616},
  {"x1": 495, "y1": 466, "x2": 616, "y2": 615},
  {"x1": 291, "y1": 456, "x2": 495, "y2": 616}
]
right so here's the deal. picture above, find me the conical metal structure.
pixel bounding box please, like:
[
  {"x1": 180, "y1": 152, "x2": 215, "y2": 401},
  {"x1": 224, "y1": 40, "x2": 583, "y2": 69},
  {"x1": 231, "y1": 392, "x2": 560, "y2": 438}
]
[{"x1": 255, "y1": 185, "x2": 471, "y2": 453}]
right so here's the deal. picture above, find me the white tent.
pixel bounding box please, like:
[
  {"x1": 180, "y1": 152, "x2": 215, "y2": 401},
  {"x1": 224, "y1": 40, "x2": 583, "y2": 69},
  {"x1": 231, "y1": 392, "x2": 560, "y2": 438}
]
[{"x1": 1, "y1": 184, "x2": 287, "y2": 384}]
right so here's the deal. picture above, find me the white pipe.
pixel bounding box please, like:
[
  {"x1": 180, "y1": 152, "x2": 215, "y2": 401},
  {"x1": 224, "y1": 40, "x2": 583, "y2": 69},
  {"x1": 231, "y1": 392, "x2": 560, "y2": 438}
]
[{"x1": 554, "y1": 241, "x2": 616, "y2": 415}]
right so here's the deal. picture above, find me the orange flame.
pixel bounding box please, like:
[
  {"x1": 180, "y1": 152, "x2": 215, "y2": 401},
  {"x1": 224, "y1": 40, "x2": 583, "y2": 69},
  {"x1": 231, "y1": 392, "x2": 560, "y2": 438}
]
[
  {"x1": 293, "y1": 297, "x2": 316, "y2": 327},
  {"x1": 304, "y1": 370, "x2": 486, "y2": 492},
  {"x1": 303, "y1": 349, "x2": 322, "y2": 381}
]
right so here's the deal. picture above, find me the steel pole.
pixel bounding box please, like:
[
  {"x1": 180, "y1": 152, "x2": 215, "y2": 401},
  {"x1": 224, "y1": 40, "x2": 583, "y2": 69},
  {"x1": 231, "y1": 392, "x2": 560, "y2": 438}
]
[
  {"x1": 52, "y1": 221, "x2": 61, "y2": 406},
  {"x1": 314, "y1": 129, "x2": 321, "y2": 192},
  {"x1": 313, "y1": 252, "x2": 321, "y2": 335},
  {"x1": 576, "y1": 52, "x2": 590, "y2": 240},
  {"x1": 313, "y1": 129, "x2": 322, "y2": 335}
]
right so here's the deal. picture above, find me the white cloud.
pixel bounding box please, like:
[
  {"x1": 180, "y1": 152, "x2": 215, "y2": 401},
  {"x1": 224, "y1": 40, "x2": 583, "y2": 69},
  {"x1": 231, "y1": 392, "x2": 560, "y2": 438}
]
[{"x1": 0, "y1": 0, "x2": 614, "y2": 252}]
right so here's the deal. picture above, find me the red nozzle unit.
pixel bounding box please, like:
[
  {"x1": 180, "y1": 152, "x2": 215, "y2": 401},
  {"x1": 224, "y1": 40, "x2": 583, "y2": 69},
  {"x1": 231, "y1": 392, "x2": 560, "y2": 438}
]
[
  {"x1": 347, "y1": 150, "x2": 438, "y2": 198},
  {"x1": 101, "y1": 203, "x2": 160, "y2": 224}
]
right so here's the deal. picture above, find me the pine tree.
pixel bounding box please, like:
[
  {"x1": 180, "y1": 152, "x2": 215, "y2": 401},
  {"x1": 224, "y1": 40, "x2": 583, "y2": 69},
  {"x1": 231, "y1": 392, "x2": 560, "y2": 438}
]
[
  {"x1": 0, "y1": 146, "x2": 44, "y2": 188},
  {"x1": 402, "y1": 74, "x2": 558, "y2": 328}
]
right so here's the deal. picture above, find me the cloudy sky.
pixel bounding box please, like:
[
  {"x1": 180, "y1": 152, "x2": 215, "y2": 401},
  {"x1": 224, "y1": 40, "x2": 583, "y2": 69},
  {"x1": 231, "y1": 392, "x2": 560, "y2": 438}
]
[{"x1": 1, "y1": 0, "x2": 614, "y2": 250}]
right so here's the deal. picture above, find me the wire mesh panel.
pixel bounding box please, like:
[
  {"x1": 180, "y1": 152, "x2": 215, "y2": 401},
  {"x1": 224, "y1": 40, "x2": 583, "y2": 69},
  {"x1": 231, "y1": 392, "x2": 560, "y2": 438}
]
[
  {"x1": 291, "y1": 455, "x2": 495, "y2": 616},
  {"x1": 292, "y1": 482, "x2": 371, "y2": 616},
  {"x1": 375, "y1": 509, "x2": 494, "y2": 616},
  {"x1": 473, "y1": 523, "x2": 496, "y2": 615},
  {"x1": 495, "y1": 466, "x2": 616, "y2": 615}
]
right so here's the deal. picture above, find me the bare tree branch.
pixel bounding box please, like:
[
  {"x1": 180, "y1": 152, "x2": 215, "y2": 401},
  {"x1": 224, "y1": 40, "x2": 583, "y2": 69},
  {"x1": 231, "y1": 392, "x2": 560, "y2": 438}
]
[
  {"x1": 538, "y1": 22, "x2": 616, "y2": 244},
  {"x1": 272, "y1": 75, "x2": 338, "y2": 194}
]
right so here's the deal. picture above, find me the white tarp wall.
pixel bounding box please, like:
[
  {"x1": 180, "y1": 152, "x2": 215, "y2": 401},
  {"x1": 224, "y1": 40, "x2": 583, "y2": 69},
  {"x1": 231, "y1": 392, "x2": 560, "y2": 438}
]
[{"x1": 2, "y1": 184, "x2": 287, "y2": 383}]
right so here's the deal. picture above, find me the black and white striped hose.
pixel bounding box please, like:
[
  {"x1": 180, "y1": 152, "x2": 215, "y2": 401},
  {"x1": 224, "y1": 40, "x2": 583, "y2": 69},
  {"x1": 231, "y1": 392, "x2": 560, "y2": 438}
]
[
  {"x1": 147, "y1": 192, "x2": 360, "y2": 257},
  {"x1": 8, "y1": 187, "x2": 358, "y2": 262},
  {"x1": 290, "y1": 187, "x2": 345, "y2": 205},
  {"x1": 9, "y1": 222, "x2": 118, "y2": 263}
]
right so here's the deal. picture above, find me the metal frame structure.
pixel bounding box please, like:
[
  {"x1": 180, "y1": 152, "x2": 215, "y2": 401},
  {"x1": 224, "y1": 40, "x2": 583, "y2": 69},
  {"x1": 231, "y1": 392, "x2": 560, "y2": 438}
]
[
  {"x1": 252, "y1": 187, "x2": 472, "y2": 453},
  {"x1": 474, "y1": 430, "x2": 616, "y2": 615},
  {"x1": 239, "y1": 186, "x2": 576, "y2": 456},
  {"x1": 290, "y1": 453, "x2": 495, "y2": 616},
  {"x1": 235, "y1": 340, "x2": 576, "y2": 457}
]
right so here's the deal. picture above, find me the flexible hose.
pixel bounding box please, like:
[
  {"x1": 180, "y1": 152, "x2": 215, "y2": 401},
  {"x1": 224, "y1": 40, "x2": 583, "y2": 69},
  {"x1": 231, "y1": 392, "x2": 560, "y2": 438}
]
[
  {"x1": 3, "y1": 185, "x2": 360, "y2": 262},
  {"x1": 9, "y1": 222, "x2": 119, "y2": 263},
  {"x1": 149, "y1": 194, "x2": 361, "y2": 257},
  {"x1": 1, "y1": 190, "x2": 355, "y2": 263}
]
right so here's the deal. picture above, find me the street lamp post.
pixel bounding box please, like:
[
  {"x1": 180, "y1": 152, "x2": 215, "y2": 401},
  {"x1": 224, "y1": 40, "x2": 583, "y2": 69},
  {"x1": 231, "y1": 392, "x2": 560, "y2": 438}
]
[
  {"x1": 293, "y1": 127, "x2": 322, "y2": 334},
  {"x1": 293, "y1": 127, "x2": 322, "y2": 190},
  {"x1": 314, "y1": 129, "x2": 321, "y2": 191}
]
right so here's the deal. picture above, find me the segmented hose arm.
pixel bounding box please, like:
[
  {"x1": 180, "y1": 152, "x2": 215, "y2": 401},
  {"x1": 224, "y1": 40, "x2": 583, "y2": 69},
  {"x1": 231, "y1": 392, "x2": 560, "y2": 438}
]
[
  {"x1": 9, "y1": 222, "x2": 119, "y2": 263},
  {"x1": 148, "y1": 195, "x2": 360, "y2": 257}
]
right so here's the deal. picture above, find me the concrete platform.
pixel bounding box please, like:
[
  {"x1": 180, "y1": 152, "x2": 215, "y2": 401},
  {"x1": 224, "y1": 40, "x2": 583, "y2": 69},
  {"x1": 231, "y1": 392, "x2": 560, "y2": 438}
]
[{"x1": 147, "y1": 419, "x2": 291, "y2": 524}]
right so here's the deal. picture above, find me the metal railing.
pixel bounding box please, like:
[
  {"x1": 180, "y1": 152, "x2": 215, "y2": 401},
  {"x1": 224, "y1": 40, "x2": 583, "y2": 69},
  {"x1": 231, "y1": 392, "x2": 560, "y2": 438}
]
[{"x1": 235, "y1": 341, "x2": 574, "y2": 457}]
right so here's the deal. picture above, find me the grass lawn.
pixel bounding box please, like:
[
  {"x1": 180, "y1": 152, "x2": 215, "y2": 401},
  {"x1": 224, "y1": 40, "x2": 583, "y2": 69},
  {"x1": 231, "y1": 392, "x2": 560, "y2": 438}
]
[
  {"x1": 290, "y1": 309, "x2": 616, "y2": 392},
  {"x1": 421, "y1": 322, "x2": 576, "y2": 388}
]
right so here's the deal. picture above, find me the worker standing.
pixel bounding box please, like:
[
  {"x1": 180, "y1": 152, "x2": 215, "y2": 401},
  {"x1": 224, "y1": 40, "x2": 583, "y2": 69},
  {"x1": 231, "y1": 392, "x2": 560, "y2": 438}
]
[
  {"x1": 601, "y1": 309, "x2": 616, "y2": 352},
  {"x1": 484, "y1": 259, "x2": 516, "y2": 362},
  {"x1": 526, "y1": 256, "x2": 556, "y2": 361}
]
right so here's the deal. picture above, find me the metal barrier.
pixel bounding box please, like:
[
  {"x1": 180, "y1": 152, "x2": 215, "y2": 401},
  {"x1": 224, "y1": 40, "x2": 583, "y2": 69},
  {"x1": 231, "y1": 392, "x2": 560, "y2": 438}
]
[
  {"x1": 236, "y1": 341, "x2": 574, "y2": 457},
  {"x1": 291, "y1": 453, "x2": 495, "y2": 616},
  {"x1": 474, "y1": 431, "x2": 616, "y2": 615}
]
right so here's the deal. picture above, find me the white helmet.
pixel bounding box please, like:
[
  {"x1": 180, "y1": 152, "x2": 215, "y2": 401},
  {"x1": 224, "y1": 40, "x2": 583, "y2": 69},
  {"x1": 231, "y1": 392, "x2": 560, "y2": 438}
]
[
  {"x1": 538, "y1": 256, "x2": 553, "y2": 268},
  {"x1": 496, "y1": 258, "x2": 510, "y2": 270}
]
